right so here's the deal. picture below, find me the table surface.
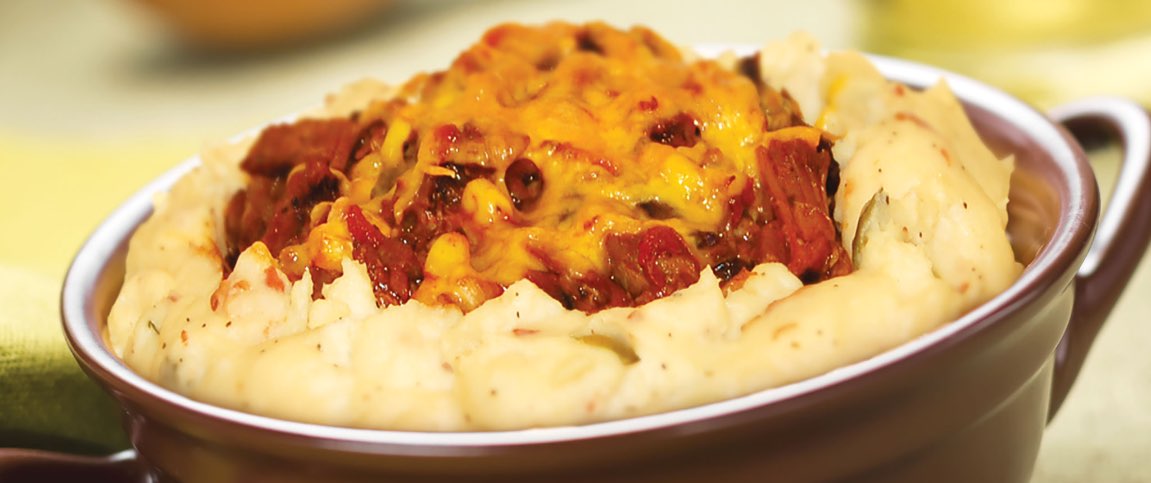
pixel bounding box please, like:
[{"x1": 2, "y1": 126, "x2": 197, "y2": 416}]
[{"x1": 2, "y1": 0, "x2": 1148, "y2": 480}]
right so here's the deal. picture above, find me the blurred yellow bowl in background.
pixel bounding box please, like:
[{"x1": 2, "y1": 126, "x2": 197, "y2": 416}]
[
  {"x1": 860, "y1": 0, "x2": 1151, "y2": 107},
  {"x1": 131, "y1": 0, "x2": 394, "y2": 51}
]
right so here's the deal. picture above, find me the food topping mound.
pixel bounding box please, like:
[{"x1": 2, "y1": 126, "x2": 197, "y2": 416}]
[{"x1": 223, "y1": 22, "x2": 851, "y2": 312}]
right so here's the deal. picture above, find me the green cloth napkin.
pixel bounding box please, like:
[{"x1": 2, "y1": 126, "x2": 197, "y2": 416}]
[{"x1": 0, "y1": 265, "x2": 129, "y2": 455}]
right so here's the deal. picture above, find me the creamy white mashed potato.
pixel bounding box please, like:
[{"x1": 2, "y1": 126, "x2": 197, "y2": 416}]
[{"x1": 107, "y1": 34, "x2": 1020, "y2": 431}]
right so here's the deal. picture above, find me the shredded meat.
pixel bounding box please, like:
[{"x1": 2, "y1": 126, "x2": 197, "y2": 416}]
[
  {"x1": 346, "y1": 205, "x2": 421, "y2": 306},
  {"x1": 224, "y1": 119, "x2": 360, "y2": 266},
  {"x1": 606, "y1": 226, "x2": 701, "y2": 304},
  {"x1": 694, "y1": 139, "x2": 851, "y2": 284},
  {"x1": 239, "y1": 119, "x2": 359, "y2": 176}
]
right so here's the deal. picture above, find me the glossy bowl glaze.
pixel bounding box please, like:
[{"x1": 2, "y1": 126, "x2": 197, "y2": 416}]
[{"x1": 60, "y1": 52, "x2": 1151, "y2": 482}]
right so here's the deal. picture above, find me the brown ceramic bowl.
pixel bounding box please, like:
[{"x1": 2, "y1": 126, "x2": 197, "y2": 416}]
[{"x1": 57, "y1": 51, "x2": 1151, "y2": 482}]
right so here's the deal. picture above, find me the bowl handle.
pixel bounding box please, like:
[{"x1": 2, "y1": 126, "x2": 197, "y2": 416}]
[
  {"x1": 0, "y1": 448, "x2": 142, "y2": 482},
  {"x1": 1047, "y1": 98, "x2": 1151, "y2": 420}
]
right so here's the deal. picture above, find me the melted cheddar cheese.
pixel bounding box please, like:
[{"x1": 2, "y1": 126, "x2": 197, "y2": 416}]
[{"x1": 224, "y1": 22, "x2": 848, "y2": 313}]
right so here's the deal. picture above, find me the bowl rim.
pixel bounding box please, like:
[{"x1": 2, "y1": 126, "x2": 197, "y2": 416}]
[{"x1": 61, "y1": 47, "x2": 1096, "y2": 449}]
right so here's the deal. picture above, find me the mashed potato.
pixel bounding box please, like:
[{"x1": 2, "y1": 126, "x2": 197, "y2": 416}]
[{"x1": 107, "y1": 30, "x2": 1020, "y2": 431}]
